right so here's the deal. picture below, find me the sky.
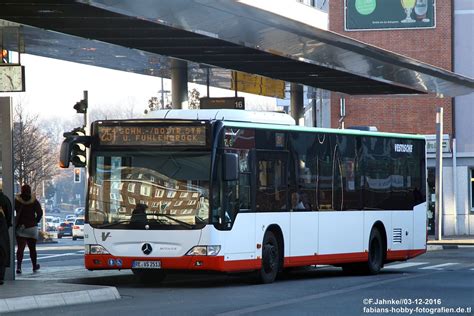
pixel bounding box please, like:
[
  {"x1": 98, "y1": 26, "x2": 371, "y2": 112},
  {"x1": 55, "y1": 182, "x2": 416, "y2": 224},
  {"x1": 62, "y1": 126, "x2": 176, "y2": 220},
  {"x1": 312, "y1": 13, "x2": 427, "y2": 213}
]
[
  {"x1": 4, "y1": 54, "x2": 165, "y2": 119},
  {"x1": 2, "y1": 54, "x2": 277, "y2": 120}
]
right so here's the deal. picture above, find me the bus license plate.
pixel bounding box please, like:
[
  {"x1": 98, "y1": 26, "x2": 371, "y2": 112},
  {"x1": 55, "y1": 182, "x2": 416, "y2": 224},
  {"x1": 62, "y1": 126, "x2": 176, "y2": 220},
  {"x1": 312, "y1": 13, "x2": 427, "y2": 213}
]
[{"x1": 132, "y1": 261, "x2": 161, "y2": 269}]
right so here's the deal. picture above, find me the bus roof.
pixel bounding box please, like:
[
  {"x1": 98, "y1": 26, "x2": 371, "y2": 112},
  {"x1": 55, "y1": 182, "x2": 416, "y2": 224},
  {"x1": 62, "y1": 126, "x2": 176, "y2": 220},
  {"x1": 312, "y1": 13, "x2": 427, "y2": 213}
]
[
  {"x1": 223, "y1": 121, "x2": 426, "y2": 140},
  {"x1": 135, "y1": 109, "x2": 423, "y2": 140},
  {"x1": 145, "y1": 109, "x2": 296, "y2": 126}
]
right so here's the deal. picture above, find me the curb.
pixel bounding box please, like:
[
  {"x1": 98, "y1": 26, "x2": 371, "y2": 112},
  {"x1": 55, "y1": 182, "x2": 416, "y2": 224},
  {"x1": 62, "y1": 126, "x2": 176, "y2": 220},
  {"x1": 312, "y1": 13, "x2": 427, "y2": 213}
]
[
  {"x1": 427, "y1": 245, "x2": 444, "y2": 251},
  {"x1": 0, "y1": 287, "x2": 120, "y2": 313}
]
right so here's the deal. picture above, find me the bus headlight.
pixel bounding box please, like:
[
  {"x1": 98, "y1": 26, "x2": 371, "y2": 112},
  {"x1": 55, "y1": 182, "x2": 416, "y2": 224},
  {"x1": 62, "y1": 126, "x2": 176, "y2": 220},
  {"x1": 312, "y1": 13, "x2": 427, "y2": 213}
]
[
  {"x1": 85, "y1": 244, "x2": 110, "y2": 255},
  {"x1": 186, "y1": 245, "x2": 221, "y2": 256}
]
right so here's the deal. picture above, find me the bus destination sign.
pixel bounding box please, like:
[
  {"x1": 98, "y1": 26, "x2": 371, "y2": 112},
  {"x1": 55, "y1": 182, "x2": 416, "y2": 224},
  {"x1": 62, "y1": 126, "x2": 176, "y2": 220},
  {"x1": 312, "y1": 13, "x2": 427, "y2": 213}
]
[{"x1": 98, "y1": 125, "x2": 207, "y2": 146}]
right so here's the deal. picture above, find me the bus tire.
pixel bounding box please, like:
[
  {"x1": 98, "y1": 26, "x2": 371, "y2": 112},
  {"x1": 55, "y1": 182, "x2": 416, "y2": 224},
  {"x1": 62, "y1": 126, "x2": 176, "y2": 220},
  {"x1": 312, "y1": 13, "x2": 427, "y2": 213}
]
[
  {"x1": 366, "y1": 228, "x2": 384, "y2": 275},
  {"x1": 341, "y1": 228, "x2": 384, "y2": 275},
  {"x1": 258, "y1": 231, "x2": 280, "y2": 284},
  {"x1": 132, "y1": 269, "x2": 166, "y2": 284}
]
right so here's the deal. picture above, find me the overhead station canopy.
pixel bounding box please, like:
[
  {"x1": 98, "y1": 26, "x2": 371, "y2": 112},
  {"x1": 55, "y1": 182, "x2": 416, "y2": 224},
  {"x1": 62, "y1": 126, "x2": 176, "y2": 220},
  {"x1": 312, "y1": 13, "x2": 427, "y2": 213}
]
[{"x1": 1, "y1": 0, "x2": 473, "y2": 97}]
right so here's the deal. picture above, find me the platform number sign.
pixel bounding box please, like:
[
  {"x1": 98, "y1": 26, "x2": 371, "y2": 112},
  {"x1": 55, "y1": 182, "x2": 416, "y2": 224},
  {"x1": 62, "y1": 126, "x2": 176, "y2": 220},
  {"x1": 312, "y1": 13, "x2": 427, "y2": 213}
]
[
  {"x1": 234, "y1": 98, "x2": 244, "y2": 109},
  {"x1": 200, "y1": 97, "x2": 245, "y2": 110}
]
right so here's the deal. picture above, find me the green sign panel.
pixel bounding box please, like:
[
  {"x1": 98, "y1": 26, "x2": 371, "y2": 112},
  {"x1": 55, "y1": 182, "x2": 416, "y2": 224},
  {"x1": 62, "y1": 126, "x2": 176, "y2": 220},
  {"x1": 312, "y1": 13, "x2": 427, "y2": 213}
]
[{"x1": 345, "y1": 0, "x2": 435, "y2": 31}]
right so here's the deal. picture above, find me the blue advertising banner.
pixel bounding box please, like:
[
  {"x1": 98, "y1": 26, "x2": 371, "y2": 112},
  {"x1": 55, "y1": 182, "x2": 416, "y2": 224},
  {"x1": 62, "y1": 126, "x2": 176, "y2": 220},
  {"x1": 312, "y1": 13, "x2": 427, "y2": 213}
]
[{"x1": 345, "y1": 0, "x2": 436, "y2": 31}]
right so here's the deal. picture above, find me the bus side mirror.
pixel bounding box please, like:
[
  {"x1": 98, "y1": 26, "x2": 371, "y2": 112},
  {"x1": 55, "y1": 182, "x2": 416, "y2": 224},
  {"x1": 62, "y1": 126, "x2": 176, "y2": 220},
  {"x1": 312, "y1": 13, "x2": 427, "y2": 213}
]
[{"x1": 223, "y1": 153, "x2": 239, "y2": 181}]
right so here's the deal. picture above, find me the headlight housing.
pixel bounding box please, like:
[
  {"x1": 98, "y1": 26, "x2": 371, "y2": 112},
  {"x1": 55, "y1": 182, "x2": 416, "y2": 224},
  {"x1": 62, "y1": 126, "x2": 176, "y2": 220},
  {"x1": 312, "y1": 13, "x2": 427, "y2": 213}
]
[
  {"x1": 186, "y1": 245, "x2": 221, "y2": 256},
  {"x1": 85, "y1": 244, "x2": 110, "y2": 255}
]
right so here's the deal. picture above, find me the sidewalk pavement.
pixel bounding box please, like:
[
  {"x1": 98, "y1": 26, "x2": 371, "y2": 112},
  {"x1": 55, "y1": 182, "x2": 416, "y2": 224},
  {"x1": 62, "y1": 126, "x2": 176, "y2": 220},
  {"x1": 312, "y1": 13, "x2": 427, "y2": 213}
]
[
  {"x1": 427, "y1": 235, "x2": 474, "y2": 250},
  {"x1": 1, "y1": 236, "x2": 473, "y2": 314},
  {"x1": 0, "y1": 266, "x2": 122, "y2": 314}
]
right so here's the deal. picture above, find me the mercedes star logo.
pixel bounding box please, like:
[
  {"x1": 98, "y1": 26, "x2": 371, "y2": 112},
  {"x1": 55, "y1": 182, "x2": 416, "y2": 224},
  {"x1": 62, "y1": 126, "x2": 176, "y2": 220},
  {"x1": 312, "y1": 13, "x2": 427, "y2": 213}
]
[{"x1": 142, "y1": 243, "x2": 153, "y2": 255}]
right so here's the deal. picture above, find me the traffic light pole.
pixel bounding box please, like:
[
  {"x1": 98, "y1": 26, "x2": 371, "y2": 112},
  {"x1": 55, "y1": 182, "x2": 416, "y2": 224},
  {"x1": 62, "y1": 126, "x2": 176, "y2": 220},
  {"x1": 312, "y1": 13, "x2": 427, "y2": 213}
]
[
  {"x1": 83, "y1": 90, "x2": 89, "y2": 209},
  {"x1": 434, "y1": 107, "x2": 443, "y2": 240}
]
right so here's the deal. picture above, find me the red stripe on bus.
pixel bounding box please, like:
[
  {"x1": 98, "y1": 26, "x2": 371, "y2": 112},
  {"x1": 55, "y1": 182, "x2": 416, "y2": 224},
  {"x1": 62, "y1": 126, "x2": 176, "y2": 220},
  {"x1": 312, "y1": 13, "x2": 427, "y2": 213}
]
[
  {"x1": 386, "y1": 249, "x2": 426, "y2": 261},
  {"x1": 86, "y1": 248, "x2": 426, "y2": 272},
  {"x1": 284, "y1": 252, "x2": 369, "y2": 267}
]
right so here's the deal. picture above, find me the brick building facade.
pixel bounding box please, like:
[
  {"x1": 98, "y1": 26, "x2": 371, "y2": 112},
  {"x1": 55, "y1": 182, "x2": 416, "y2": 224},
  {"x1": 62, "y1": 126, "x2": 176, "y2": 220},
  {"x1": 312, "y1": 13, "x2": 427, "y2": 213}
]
[{"x1": 329, "y1": 1, "x2": 453, "y2": 136}]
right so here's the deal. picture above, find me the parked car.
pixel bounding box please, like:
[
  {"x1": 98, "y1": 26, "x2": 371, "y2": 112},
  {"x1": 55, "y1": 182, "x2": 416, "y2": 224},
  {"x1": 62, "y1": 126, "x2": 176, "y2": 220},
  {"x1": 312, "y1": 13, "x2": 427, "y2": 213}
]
[
  {"x1": 72, "y1": 217, "x2": 84, "y2": 240},
  {"x1": 57, "y1": 222, "x2": 73, "y2": 238}
]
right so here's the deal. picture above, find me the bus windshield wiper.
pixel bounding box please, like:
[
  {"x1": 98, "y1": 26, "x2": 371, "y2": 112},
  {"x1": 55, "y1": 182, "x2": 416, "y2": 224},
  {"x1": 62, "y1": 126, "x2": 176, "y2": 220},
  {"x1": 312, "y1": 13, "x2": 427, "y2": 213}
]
[
  {"x1": 96, "y1": 214, "x2": 194, "y2": 229},
  {"x1": 97, "y1": 220, "x2": 132, "y2": 228},
  {"x1": 154, "y1": 214, "x2": 194, "y2": 228}
]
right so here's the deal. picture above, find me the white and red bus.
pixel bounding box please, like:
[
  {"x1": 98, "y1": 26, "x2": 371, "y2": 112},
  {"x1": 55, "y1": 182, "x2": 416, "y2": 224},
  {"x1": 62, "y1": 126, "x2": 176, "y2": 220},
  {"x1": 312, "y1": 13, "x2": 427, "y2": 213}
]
[{"x1": 60, "y1": 109, "x2": 427, "y2": 283}]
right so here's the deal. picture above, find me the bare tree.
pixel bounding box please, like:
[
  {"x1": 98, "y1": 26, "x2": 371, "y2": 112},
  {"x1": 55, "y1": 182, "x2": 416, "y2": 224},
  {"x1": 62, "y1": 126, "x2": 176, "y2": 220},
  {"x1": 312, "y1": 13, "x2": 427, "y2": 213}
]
[
  {"x1": 88, "y1": 102, "x2": 138, "y2": 121},
  {"x1": 13, "y1": 103, "x2": 58, "y2": 196},
  {"x1": 145, "y1": 88, "x2": 200, "y2": 113},
  {"x1": 188, "y1": 88, "x2": 200, "y2": 109}
]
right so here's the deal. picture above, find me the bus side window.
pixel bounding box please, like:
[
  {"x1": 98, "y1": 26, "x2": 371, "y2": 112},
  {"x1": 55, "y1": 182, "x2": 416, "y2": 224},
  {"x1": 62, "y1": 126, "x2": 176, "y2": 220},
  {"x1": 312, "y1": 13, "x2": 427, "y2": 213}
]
[
  {"x1": 238, "y1": 150, "x2": 252, "y2": 210},
  {"x1": 256, "y1": 155, "x2": 287, "y2": 211}
]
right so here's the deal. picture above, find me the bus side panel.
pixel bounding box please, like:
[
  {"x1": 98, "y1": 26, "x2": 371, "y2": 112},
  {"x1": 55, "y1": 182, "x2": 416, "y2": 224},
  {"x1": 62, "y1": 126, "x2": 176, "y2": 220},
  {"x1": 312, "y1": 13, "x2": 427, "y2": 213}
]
[
  {"x1": 390, "y1": 211, "x2": 414, "y2": 252},
  {"x1": 413, "y1": 202, "x2": 427, "y2": 250},
  {"x1": 220, "y1": 212, "x2": 257, "y2": 261},
  {"x1": 289, "y1": 212, "x2": 318, "y2": 259},
  {"x1": 363, "y1": 211, "x2": 392, "y2": 251},
  {"x1": 255, "y1": 212, "x2": 290, "y2": 258},
  {"x1": 84, "y1": 224, "x2": 97, "y2": 245},
  {"x1": 318, "y1": 211, "x2": 364, "y2": 255}
]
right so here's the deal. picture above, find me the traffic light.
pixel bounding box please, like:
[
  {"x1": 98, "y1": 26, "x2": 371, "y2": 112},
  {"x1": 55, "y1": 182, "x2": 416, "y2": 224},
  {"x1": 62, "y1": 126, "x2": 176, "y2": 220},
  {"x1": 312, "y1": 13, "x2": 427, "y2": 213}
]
[
  {"x1": 73, "y1": 98, "x2": 88, "y2": 114},
  {"x1": 60, "y1": 126, "x2": 91, "y2": 169},
  {"x1": 74, "y1": 168, "x2": 81, "y2": 183},
  {"x1": 69, "y1": 127, "x2": 87, "y2": 167},
  {"x1": 1, "y1": 49, "x2": 8, "y2": 63}
]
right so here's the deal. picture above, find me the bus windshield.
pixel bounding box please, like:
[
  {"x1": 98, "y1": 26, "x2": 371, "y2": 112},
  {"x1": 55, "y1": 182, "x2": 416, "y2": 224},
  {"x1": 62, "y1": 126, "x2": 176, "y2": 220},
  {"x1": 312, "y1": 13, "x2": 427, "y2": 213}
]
[{"x1": 87, "y1": 150, "x2": 211, "y2": 229}]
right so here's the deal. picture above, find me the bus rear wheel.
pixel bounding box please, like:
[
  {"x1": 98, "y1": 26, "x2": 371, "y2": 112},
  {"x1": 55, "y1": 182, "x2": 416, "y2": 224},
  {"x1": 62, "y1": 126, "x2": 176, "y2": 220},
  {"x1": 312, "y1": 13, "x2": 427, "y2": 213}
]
[
  {"x1": 132, "y1": 269, "x2": 166, "y2": 284},
  {"x1": 366, "y1": 228, "x2": 384, "y2": 274},
  {"x1": 258, "y1": 231, "x2": 280, "y2": 284},
  {"x1": 341, "y1": 228, "x2": 384, "y2": 275}
]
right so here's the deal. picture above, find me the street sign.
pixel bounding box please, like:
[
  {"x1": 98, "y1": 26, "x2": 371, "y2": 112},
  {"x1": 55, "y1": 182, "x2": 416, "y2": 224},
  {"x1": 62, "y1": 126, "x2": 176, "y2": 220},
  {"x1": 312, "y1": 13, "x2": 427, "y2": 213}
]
[{"x1": 231, "y1": 71, "x2": 285, "y2": 99}]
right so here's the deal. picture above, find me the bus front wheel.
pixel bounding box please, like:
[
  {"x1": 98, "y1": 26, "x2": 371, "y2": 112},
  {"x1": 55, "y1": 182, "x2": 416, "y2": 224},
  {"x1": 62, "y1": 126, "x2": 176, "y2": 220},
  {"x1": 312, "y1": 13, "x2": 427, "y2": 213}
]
[{"x1": 258, "y1": 231, "x2": 280, "y2": 284}]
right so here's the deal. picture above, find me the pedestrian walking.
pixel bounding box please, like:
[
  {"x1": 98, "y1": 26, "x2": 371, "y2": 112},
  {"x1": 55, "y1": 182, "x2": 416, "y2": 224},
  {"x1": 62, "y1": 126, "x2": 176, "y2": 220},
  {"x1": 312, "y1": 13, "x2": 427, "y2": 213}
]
[
  {"x1": 0, "y1": 182, "x2": 13, "y2": 285},
  {"x1": 15, "y1": 184, "x2": 43, "y2": 274}
]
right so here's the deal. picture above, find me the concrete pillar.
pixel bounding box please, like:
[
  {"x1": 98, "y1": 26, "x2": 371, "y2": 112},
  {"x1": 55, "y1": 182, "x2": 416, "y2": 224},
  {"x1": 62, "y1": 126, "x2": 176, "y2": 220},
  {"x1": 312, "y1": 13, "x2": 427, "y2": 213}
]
[
  {"x1": 0, "y1": 97, "x2": 14, "y2": 281},
  {"x1": 290, "y1": 83, "x2": 304, "y2": 125},
  {"x1": 171, "y1": 59, "x2": 188, "y2": 109}
]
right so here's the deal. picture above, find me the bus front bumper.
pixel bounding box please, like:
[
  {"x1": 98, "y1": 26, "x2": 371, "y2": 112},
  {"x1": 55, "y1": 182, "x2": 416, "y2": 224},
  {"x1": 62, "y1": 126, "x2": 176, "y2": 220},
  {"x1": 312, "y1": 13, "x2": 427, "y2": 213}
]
[{"x1": 85, "y1": 254, "x2": 261, "y2": 272}]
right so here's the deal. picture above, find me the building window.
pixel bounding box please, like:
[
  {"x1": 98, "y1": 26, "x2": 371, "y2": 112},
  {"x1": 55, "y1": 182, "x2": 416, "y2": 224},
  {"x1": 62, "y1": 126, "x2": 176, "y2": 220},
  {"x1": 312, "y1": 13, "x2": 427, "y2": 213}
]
[
  {"x1": 140, "y1": 184, "x2": 152, "y2": 196},
  {"x1": 471, "y1": 169, "x2": 474, "y2": 212},
  {"x1": 128, "y1": 183, "x2": 136, "y2": 193}
]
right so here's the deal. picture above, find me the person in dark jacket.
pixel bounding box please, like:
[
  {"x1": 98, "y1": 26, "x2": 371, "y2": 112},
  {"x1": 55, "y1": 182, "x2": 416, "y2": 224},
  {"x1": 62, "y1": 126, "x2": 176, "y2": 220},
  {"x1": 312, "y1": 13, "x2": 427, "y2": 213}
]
[
  {"x1": 15, "y1": 184, "x2": 43, "y2": 274},
  {"x1": 0, "y1": 182, "x2": 13, "y2": 285}
]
